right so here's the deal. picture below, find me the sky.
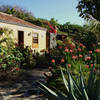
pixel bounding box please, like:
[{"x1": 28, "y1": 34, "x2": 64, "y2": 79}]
[{"x1": 0, "y1": 0, "x2": 85, "y2": 25}]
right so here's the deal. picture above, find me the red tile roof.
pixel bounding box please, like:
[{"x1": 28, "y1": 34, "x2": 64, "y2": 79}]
[{"x1": 0, "y1": 12, "x2": 47, "y2": 31}]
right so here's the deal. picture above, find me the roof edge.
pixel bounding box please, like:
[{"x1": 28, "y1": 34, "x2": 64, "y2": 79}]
[{"x1": 0, "y1": 12, "x2": 47, "y2": 31}]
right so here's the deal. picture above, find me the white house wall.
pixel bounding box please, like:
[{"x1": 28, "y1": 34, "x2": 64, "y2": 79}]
[{"x1": 0, "y1": 22, "x2": 46, "y2": 52}]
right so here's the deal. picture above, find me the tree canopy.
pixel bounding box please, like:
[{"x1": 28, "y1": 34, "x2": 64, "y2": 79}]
[{"x1": 76, "y1": 0, "x2": 100, "y2": 21}]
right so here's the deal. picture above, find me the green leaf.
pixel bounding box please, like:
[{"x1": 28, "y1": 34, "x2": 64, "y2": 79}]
[
  {"x1": 80, "y1": 66, "x2": 89, "y2": 100},
  {"x1": 71, "y1": 74, "x2": 82, "y2": 96},
  {"x1": 61, "y1": 68, "x2": 69, "y2": 92},
  {"x1": 87, "y1": 64, "x2": 95, "y2": 90},
  {"x1": 68, "y1": 71, "x2": 77, "y2": 100},
  {"x1": 0, "y1": 59, "x2": 3, "y2": 63},
  {"x1": 1, "y1": 64, "x2": 7, "y2": 69},
  {"x1": 38, "y1": 82, "x2": 58, "y2": 100}
]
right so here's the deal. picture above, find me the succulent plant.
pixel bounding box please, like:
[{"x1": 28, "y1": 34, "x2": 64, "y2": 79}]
[{"x1": 38, "y1": 65, "x2": 100, "y2": 100}]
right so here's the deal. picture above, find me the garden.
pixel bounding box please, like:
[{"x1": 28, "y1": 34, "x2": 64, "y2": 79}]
[
  {"x1": 0, "y1": 0, "x2": 100, "y2": 100},
  {"x1": 39, "y1": 39, "x2": 100, "y2": 100},
  {"x1": 1, "y1": 27, "x2": 100, "y2": 100}
]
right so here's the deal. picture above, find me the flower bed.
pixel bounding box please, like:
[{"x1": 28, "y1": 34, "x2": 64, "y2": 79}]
[{"x1": 44, "y1": 41, "x2": 100, "y2": 94}]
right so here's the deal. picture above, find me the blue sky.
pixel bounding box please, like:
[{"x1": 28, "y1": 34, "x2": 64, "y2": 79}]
[{"x1": 0, "y1": 0, "x2": 85, "y2": 25}]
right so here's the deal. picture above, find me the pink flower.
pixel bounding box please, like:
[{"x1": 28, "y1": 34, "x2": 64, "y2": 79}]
[
  {"x1": 85, "y1": 56, "x2": 91, "y2": 61},
  {"x1": 68, "y1": 64, "x2": 71, "y2": 68},
  {"x1": 89, "y1": 51, "x2": 92, "y2": 54},
  {"x1": 65, "y1": 48, "x2": 69, "y2": 52},
  {"x1": 95, "y1": 49, "x2": 100, "y2": 53},
  {"x1": 51, "y1": 59, "x2": 55, "y2": 63},
  {"x1": 70, "y1": 49, "x2": 73, "y2": 53},
  {"x1": 72, "y1": 56, "x2": 78, "y2": 60},
  {"x1": 91, "y1": 64, "x2": 93, "y2": 67},
  {"x1": 61, "y1": 58, "x2": 64, "y2": 63},
  {"x1": 97, "y1": 42, "x2": 100, "y2": 45},
  {"x1": 78, "y1": 48, "x2": 81, "y2": 52}
]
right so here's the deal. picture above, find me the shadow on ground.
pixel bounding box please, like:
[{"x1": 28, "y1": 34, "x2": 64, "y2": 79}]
[{"x1": 0, "y1": 68, "x2": 49, "y2": 100}]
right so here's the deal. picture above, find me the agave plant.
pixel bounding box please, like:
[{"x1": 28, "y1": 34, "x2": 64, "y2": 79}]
[{"x1": 38, "y1": 65, "x2": 100, "y2": 100}]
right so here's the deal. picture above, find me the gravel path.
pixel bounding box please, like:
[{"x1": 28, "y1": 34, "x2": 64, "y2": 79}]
[{"x1": 0, "y1": 69, "x2": 49, "y2": 100}]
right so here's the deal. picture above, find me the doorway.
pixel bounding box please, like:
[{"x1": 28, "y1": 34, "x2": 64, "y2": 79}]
[{"x1": 18, "y1": 31, "x2": 24, "y2": 46}]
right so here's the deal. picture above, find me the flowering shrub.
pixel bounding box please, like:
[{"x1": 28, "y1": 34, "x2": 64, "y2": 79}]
[
  {"x1": 0, "y1": 45, "x2": 23, "y2": 70},
  {"x1": 0, "y1": 28, "x2": 37, "y2": 81},
  {"x1": 0, "y1": 44, "x2": 24, "y2": 80},
  {"x1": 45, "y1": 41, "x2": 100, "y2": 93}
]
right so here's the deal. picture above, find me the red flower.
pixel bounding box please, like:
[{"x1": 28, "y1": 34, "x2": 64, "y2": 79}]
[
  {"x1": 78, "y1": 48, "x2": 81, "y2": 52},
  {"x1": 91, "y1": 64, "x2": 93, "y2": 67},
  {"x1": 70, "y1": 44, "x2": 75, "y2": 49},
  {"x1": 89, "y1": 51, "x2": 92, "y2": 54},
  {"x1": 95, "y1": 49, "x2": 100, "y2": 53},
  {"x1": 48, "y1": 24, "x2": 57, "y2": 33},
  {"x1": 79, "y1": 54, "x2": 83, "y2": 58},
  {"x1": 68, "y1": 64, "x2": 71, "y2": 68},
  {"x1": 16, "y1": 67, "x2": 20, "y2": 71},
  {"x1": 61, "y1": 58, "x2": 64, "y2": 63},
  {"x1": 51, "y1": 59, "x2": 55, "y2": 63},
  {"x1": 72, "y1": 56, "x2": 78, "y2": 60},
  {"x1": 80, "y1": 43, "x2": 83, "y2": 47},
  {"x1": 65, "y1": 48, "x2": 69, "y2": 52},
  {"x1": 59, "y1": 46, "x2": 62, "y2": 49}
]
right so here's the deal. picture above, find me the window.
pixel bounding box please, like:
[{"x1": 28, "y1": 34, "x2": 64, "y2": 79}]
[
  {"x1": 33, "y1": 33, "x2": 38, "y2": 43},
  {"x1": 32, "y1": 33, "x2": 38, "y2": 48}
]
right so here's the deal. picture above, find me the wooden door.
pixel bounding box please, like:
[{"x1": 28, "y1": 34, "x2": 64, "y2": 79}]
[{"x1": 18, "y1": 31, "x2": 24, "y2": 46}]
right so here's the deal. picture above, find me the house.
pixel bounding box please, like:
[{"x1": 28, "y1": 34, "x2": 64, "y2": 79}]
[
  {"x1": 46, "y1": 32, "x2": 57, "y2": 49},
  {"x1": 0, "y1": 12, "x2": 47, "y2": 53},
  {"x1": 46, "y1": 33, "x2": 67, "y2": 49}
]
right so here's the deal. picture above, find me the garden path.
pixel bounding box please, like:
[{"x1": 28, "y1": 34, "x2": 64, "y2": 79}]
[{"x1": 0, "y1": 68, "x2": 49, "y2": 100}]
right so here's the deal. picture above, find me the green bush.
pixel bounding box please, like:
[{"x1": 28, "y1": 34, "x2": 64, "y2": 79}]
[
  {"x1": 56, "y1": 40, "x2": 63, "y2": 46},
  {"x1": 15, "y1": 45, "x2": 36, "y2": 69},
  {"x1": 0, "y1": 45, "x2": 24, "y2": 80},
  {"x1": 34, "y1": 52, "x2": 49, "y2": 68},
  {"x1": 0, "y1": 45, "x2": 23, "y2": 70}
]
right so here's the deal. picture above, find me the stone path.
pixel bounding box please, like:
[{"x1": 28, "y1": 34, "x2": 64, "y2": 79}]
[{"x1": 0, "y1": 69, "x2": 49, "y2": 100}]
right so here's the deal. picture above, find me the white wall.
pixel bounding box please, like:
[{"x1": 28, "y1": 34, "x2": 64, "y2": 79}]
[{"x1": 0, "y1": 22, "x2": 46, "y2": 52}]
